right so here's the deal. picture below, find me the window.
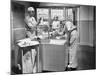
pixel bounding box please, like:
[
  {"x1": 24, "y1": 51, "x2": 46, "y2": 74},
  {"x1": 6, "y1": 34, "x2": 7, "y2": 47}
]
[
  {"x1": 36, "y1": 7, "x2": 79, "y2": 40},
  {"x1": 37, "y1": 8, "x2": 49, "y2": 39}
]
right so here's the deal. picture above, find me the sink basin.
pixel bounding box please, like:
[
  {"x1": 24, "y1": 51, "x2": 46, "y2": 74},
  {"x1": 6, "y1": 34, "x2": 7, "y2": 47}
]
[{"x1": 49, "y1": 39, "x2": 66, "y2": 45}]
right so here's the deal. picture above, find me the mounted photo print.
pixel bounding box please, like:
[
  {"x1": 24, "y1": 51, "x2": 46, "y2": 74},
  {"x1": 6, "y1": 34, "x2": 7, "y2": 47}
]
[{"x1": 11, "y1": 0, "x2": 96, "y2": 75}]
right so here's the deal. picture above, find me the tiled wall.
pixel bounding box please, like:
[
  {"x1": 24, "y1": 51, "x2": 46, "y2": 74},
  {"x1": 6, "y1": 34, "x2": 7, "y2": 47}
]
[
  {"x1": 77, "y1": 6, "x2": 96, "y2": 70},
  {"x1": 79, "y1": 6, "x2": 95, "y2": 46},
  {"x1": 11, "y1": 2, "x2": 26, "y2": 49},
  {"x1": 11, "y1": 3, "x2": 26, "y2": 66}
]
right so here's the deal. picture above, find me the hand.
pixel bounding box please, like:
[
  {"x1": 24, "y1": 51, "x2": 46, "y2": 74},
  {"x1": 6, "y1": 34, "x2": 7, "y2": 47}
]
[{"x1": 17, "y1": 64, "x2": 21, "y2": 70}]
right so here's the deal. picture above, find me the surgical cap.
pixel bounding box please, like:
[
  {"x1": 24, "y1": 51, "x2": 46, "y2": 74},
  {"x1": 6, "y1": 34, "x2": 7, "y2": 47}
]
[{"x1": 27, "y1": 7, "x2": 34, "y2": 11}]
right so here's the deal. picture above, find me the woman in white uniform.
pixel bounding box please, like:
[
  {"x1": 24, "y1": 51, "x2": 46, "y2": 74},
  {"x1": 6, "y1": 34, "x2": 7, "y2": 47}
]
[
  {"x1": 17, "y1": 7, "x2": 37, "y2": 73},
  {"x1": 26, "y1": 7, "x2": 37, "y2": 73}
]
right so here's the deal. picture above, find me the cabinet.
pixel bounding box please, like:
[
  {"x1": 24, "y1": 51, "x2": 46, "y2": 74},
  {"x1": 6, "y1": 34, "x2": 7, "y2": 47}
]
[{"x1": 40, "y1": 39, "x2": 68, "y2": 71}]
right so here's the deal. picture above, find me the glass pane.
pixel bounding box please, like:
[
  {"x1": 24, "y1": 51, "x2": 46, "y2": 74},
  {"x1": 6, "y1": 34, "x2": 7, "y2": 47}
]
[
  {"x1": 37, "y1": 8, "x2": 49, "y2": 21},
  {"x1": 51, "y1": 8, "x2": 64, "y2": 20},
  {"x1": 67, "y1": 8, "x2": 73, "y2": 22},
  {"x1": 37, "y1": 8, "x2": 49, "y2": 39}
]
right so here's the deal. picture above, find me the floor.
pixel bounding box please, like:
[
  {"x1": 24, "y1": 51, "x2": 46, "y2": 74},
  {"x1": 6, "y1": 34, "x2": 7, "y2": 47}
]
[{"x1": 76, "y1": 45, "x2": 96, "y2": 70}]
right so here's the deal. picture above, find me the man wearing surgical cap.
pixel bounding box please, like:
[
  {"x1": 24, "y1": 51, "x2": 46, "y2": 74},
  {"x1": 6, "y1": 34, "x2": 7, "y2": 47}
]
[
  {"x1": 65, "y1": 18, "x2": 79, "y2": 70},
  {"x1": 24, "y1": 7, "x2": 37, "y2": 73}
]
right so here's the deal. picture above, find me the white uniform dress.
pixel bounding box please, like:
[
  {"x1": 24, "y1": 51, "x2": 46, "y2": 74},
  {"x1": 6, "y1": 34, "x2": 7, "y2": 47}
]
[{"x1": 23, "y1": 16, "x2": 37, "y2": 73}]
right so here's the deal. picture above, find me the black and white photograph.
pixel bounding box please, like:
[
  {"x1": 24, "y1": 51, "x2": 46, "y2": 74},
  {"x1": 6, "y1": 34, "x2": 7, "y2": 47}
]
[{"x1": 11, "y1": 0, "x2": 96, "y2": 74}]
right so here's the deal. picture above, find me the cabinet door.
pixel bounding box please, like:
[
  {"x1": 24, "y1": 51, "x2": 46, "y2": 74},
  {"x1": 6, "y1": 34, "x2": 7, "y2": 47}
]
[{"x1": 42, "y1": 44, "x2": 66, "y2": 71}]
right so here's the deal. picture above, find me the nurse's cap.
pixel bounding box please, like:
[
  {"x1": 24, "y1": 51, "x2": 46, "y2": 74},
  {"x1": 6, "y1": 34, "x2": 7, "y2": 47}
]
[{"x1": 27, "y1": 7, "x2": 34, "y2": 11}]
